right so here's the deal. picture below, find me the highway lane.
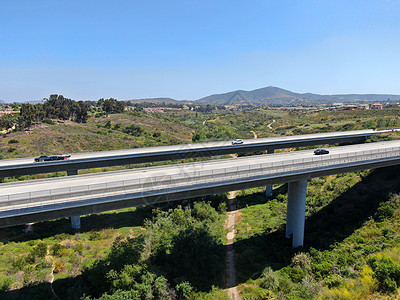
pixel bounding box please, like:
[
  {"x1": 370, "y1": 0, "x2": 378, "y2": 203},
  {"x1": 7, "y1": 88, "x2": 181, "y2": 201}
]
[
  {"x1": 1, "y1": 139, "x2": 400, "y2": 217},
  {"x1": 0, "y1": 138, "x2": 394, "y2": 194},
  {"x1": 0, "y1": 129, "x2": 391, "y2": 178}
]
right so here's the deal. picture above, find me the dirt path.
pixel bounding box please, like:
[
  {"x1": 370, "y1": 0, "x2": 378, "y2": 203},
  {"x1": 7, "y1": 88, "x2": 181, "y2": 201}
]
[
  {"x1": 226, "y1": 191, "x2": 241, "y2": 300},
  {"x1": 267, "y1": 119, "x2": 276, "y2": 129},
  {"x1": 250, "y1": 130, "x2": 257, "y2": 139},
  {"x1": 46, "y1": 249, "x2": 59, "y2": 299}
]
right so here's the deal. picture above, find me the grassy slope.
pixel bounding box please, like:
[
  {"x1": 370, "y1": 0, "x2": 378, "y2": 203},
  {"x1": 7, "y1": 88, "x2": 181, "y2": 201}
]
[{"x1": 0, "y1": 112, "x2": 193, "y2": 160}]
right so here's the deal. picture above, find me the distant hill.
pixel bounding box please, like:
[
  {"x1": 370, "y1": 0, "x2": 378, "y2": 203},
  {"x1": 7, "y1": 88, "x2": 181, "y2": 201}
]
[
  {"x1": 3, "y1": 86, "x2": 400, "y2": 106},
  {"x1": 127, "y1": 97, "x2": 191, "y2": 105},
  {"x1": 195, "y1": 86, "x2": 400, "y2": 106}
]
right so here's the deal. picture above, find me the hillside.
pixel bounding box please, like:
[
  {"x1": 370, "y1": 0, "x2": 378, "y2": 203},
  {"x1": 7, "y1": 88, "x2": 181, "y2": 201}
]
[
  {"x1": 127, "y1": 97, "x2": 191, "y2": 105},
  {"x1": 0, "y1": 112, "x2": 193, "y2": 161},
  {"x1": 195, "y1": 86, "x2": 400, "y2": 106}
]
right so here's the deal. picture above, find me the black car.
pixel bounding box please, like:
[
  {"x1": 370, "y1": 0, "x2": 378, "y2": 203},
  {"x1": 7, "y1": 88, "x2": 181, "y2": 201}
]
[
  {"x1": 34, "y1": 154, "x2": 71, "y2": 162},
  {"x1": 314, "y1": 149, "x2": 329, "y2": 155}
]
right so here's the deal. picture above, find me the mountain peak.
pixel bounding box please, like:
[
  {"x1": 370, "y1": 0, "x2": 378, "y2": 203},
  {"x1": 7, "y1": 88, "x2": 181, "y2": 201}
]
[{"x1": 195, "y1": 86, "x2": 400, "y2": 106}]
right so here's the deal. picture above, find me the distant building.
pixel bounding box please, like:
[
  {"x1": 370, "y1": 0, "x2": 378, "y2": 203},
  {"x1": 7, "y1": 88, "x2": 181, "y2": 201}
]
[
  {"x1": 0, "y1": 110, "x2": 19, "y2": 116},
  {"x1": 385, "y1": 103, "x2": 400, "y2": 108},
  {"x1": 358, "y1": 104, "x2": 370, "y2": 110},
  {"x1": 144, "y1": 107, "x2": 164, "y2": 113},
  {"x1": 371, "y1": 103, "x2": 383, "y2": 109},
  {"x1": 342, "y1": 105, "x2": 358, "y2": 111},
  {"x1": 143, "y1": 107, "x2": 182, "y2": 113}
]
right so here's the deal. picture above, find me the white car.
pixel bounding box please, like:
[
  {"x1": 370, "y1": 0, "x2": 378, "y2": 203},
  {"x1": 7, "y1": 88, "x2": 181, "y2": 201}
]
[{"x1": 232, "y1": 139, "x2": 244, "y2": 145}]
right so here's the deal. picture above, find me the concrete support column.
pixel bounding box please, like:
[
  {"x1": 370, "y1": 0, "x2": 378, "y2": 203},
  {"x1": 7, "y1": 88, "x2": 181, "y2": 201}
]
[
  {"x1": 70, "y1": 216, "x2": 81, "y2": 229},
  {"x1": 265, "y1": 185, "x2": 273, "y2": 197},
  {"x1": 67, "y1": 170, "x2": 78, "y2": 176},
  {"x1": 68, "y1": 170, "x2": 80, "y2": 229},
  {"x1": 286, "y1": 180, "x2": 308, "y2": 248},
  {"x1": 265, "y1": 149, "x2": 274, "y2": 198}
]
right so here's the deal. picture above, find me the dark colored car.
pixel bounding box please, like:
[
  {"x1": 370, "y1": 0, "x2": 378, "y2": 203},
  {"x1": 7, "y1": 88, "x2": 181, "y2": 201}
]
[
  {"x1": 34, "y1": 154, "x2": 71, "y2": 162},
  {"x1": 314, "y1": 149, "x2": 329, "y2": 155}
]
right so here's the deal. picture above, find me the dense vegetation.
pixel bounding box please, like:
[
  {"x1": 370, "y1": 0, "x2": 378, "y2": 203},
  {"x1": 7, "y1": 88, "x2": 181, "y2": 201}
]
[
  {"x1": 0, "y1": 197, "x2": 228, "y2": 299},
  {"x1": 0, "y1": 106, "x2": 400, "y2": 298},
  {"x1": 234, "y1": 166, "x2": 400, "y2": 299}
]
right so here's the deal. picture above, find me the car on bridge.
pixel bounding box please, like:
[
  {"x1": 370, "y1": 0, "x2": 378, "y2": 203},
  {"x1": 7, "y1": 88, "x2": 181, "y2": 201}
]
[
  {"x1": 232, "y1": 139, "x2": 244, "y2": 145},
  {"x1": 314, "y1": 149, "x2": 329, "y2": 155},
  {"x1": 34, "y1": 154, "x2": 71, "y2": 162}
]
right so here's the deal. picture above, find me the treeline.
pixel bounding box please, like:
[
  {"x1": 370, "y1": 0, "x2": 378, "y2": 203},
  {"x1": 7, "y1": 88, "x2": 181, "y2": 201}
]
[
  {"x1": 1, "y1": 95, "x2": 126, "y2": 130},
  {"x1": 19, "y1": 94, "x2": 90, "y2": 128}
]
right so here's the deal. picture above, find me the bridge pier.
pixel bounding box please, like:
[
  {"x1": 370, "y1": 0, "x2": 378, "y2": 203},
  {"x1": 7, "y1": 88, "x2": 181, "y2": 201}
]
[
  {"x1": 265, "y1": 185, "x2": 273, "y2": 197},
  {"x1": 67, "y1": 170, "x2": 78, "y2": 176},
  {"x1": 265, "y1": 149, "x2": 275, "y2": 198},
  {"x1": 286, "y1": 180, "x2": 308, "y2": 248},
  {"x1": 67, "y1": 170, "x2": 80, "y2": 229},
  {"x1": 70, "y1": 216, "x2": 81, "y2": 229}
]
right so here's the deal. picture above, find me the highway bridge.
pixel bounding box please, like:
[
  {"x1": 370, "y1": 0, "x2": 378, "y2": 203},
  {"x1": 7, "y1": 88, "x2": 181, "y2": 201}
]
[
  {"x1": 0, "y1": 129, "x2": 389, "y2": 177},
  {"x1": 1, "y1": 139, "x2": 400, "y2": 247}
]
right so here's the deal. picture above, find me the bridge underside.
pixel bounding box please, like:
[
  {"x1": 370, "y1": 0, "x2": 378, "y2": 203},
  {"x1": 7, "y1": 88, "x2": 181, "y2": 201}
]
[{"x1": 2, "y1": 156, "x2": 400, "y2": 248}]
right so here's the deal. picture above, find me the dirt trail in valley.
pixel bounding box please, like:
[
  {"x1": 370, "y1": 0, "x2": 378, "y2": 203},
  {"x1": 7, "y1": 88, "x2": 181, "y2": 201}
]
[
  {"x1": 225, "y1": 128, "x2": 261, "y2": 298},
  {"x1": 46, "y1": 248, "x2": 59, "y2": 299},
  {"x1": 267, "y1": 119, "x2": 276, "y2": 129},
  {"x1": 226, "y1": 191, "x2": 241, "y2": 300}
]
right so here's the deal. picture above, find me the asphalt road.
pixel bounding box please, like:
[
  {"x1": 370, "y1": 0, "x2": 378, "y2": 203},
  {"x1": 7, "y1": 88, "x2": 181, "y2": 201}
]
[
  {"x1": 0, "y1": 129, "x2": 387, "y2": 168},
  {"x1": 1, "y1": 139, "x2": 400, "y2": 227},
  {"x1": 1, "y1": 139, "x2": 400, "y2": 204}
]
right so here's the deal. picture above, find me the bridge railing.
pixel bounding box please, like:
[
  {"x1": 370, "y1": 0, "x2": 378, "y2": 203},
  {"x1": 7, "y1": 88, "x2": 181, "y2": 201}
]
[{"x1": 1, "y1": 145, "x2": 400, "y2": 212}]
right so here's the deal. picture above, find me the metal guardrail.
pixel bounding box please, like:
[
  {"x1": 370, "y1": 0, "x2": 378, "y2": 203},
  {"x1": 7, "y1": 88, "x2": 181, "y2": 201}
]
[{"x1": 1, "y1": 145, "x2": 400, "y2": 214}]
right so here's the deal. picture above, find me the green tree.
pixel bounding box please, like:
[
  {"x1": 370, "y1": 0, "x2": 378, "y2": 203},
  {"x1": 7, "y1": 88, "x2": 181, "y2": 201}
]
[
  {"x1": 123, "y1": 124, "x2": 143, "y2": 136},
  {"x1": 101, "y1": 98, "x2": 125, "y2": 117}
]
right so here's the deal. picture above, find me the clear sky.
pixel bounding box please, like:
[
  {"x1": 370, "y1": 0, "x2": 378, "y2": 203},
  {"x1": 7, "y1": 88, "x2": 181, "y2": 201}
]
[{"x1": 1, "y1": 0, "x2": 400, "y2": 102}]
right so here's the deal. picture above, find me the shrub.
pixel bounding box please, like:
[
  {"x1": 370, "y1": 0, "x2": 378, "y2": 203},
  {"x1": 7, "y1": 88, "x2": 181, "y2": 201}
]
[
  {"x1": 89, "y1": 231, "x2": 102, "y2": 241},
  {"x1": 42, "y1": 118, "x2": 55, "y2": 125},
  {"x1": 95, "y1": 112, "x2": 105, "y2": 118},
  {"x1": 369, "y1": 257, "x2": 400, "y2": 293},
  {"x1": 291, "y1": 252, "x2": 312, "y2": 271},
  {"x1": 35, "y1": 242, "x2": 48, "y2": 258},
  {"x1": 176, "y1": 281, "x2": 193, "y2": 299},
  {"x1": 312, "y1": 261, "x2": 333, "y2": 279},
  {"x1": 0, "y1": 276, "x2": 14, "y2": 292},
  {"x1": 259, "y1": 267, "x2": 279, "y2": 290},
  {"x1": 324, "y1": 274, "x2": 344, "y2": 288},
  {"x1": 374, "y1": 201, "x2": 396, "y2": 222},
  {"x1": 123, "y1": 124, "x2": 143, "y2": 136},
  {"x1": 8, "y1": 139, "x2": 19, "y2": 144},
  {"x1": 192, "y1": 202, "x2": 218, "y2": 222},
  {"x1": 217, "y1": 202, "x2": 227, "y2": 213},
  {"x1": 75, "y1": 243, "x2": 84, "y2": 254},
  {"x1": 51, "y1": 243, "x2": 66, "y2": 257},
  {"x1": 53, "y1": 261, "x2": 65, "y2": 273},
  {"x1": 282, "y1": 266, "x2": 306, "y2": 283}
]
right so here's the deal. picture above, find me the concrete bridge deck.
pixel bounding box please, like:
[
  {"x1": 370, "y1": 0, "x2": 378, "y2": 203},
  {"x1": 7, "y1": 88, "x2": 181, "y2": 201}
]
[
  {"x1": 1, "y1": 140, "x2": 400, "y2": 231},
  {"x1": 0, "y1": 129, "x2": 391, "y2": 177}
]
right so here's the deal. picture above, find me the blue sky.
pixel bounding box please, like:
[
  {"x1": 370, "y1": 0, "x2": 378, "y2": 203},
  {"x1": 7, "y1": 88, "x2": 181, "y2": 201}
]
[{"x1": 1, "y1": 1, "x2": 400, "y2": 102}]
